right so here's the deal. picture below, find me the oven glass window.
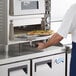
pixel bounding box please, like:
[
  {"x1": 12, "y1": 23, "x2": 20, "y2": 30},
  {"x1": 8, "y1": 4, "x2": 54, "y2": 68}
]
[{"x1": 21, "y1": 1, "x2": 39, "y2": 10}]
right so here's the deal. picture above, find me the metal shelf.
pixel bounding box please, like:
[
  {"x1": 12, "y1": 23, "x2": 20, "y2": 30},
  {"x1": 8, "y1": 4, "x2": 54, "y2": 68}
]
[{"x1": 8, "y1": 35, "x2": 51, "y2": 45}]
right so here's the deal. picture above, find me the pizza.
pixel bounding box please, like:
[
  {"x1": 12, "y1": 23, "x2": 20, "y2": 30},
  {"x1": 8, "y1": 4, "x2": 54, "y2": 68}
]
[{"x1": 26, "y1": 30, "x2": 54, "y2": 36}]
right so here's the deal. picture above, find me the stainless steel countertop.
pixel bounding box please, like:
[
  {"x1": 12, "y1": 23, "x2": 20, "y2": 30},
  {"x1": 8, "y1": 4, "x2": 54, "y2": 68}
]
[{"x1": 0, "y1": 46, "x2": 65, "y2": 66}]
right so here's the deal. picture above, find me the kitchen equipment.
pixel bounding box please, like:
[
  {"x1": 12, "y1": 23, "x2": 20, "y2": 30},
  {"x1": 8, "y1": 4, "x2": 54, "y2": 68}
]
[
  {"x1": 10, "y1": 69, "x2": 26, "y2": 76},
  {"x1": 0, "y1": 60, "x2": 30, "y2": 76},
  {"x1": 41, "y1": 17, "x2": 46, "y2": 30},
  {"x1": 0, "y1": 45, "x2": 66, "y2": 76},
  {"x1": 9, "y1": 20, "x2": 14, "y2": 40},
  {"x1": 44, "y1": 0, "x2": 51, "y2": 30},
  {"x1": 9, "y1": 0, "x2": 45, "y2": 16},
  {"x1": 0, "y1": 0, "x2": 51, "y2": 46},
  {"x1": 32, "y1": 52, "x2": 65, "y2": 76}
]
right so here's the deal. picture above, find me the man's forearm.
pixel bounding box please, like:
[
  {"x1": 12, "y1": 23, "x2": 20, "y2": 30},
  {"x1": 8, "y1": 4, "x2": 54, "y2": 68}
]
[{"x1": 44, "y1": 33, "x2": 63, "y2": 48}]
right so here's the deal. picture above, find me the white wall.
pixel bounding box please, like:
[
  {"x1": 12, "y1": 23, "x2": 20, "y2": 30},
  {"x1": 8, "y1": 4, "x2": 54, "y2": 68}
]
[
  {"x1": 51, "y1": 22, "x2": 61, "y2": 32},
  {"x1": 51, "y1": 0, "x2": 76, "y2": 21}
]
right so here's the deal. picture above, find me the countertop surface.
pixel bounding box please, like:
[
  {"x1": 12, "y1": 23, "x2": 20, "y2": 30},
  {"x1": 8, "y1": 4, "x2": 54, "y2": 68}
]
[{"x1": 0, "y1": 46, "x2": 65, "y2": 66}]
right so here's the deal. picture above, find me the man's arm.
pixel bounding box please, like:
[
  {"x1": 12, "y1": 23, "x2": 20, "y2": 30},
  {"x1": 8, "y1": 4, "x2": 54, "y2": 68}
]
[{"x1": 37, "y1": 33, "x2": 63, "y2": 49}]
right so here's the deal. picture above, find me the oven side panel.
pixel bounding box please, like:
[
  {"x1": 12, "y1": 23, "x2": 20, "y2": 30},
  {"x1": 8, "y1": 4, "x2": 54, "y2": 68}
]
[{"x1": 0, "y1": 0, "x2": 9, "y2": 44}]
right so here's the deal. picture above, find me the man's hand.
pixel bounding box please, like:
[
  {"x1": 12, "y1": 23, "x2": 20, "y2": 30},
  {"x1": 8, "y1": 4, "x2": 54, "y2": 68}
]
[{"x1": 37, "y1": 42, "x2": 46, "y2": 49}]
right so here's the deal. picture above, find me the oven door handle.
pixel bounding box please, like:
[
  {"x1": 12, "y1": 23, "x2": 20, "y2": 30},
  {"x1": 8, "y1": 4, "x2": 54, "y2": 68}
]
[{"x1": 34, "y1": 60, "x2": 52, "y2": 72}]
